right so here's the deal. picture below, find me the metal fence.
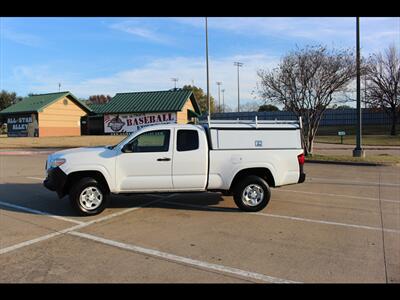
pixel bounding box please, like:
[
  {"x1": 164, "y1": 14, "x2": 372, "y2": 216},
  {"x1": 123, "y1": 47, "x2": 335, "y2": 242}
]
[
  {"x1": 202, "y1": 109, "x2": 396, "y2": 126},
  {"x1": 81, "y1": 109, "x2": 397, "y2": 136},
  {"x1": 199, "y1": 109, "x2": 398, "y2": 135}
]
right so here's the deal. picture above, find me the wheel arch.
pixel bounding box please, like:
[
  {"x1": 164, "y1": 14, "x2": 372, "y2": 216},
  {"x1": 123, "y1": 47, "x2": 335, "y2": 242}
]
[
  {"x1": 63, "y1": 170, "x2": 111, "y2": 195},
  {"x1": 229, "y1": 167, "x2": 275, "y2": 192}
]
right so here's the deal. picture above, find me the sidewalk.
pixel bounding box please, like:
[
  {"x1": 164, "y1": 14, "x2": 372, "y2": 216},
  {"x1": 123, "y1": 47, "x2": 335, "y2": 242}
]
[
  {"x1": 314, "y1": 143, "x2": 400, "y2": 156},
  {"x1": 0, "y1": 148, "x2": 61, "y2": 156}
]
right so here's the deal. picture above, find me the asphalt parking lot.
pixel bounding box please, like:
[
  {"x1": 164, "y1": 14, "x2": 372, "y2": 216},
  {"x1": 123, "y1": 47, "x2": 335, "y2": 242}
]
[{"x1": 0, "y1": 154, "x2": 399, "y2": 283}]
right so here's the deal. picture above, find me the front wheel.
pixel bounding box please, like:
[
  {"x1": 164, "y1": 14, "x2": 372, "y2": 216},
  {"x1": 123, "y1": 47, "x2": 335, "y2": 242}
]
[
  {"x1": 69, "y1": 177, "x2": 109, "y2": 216},
  {"x1": 233, "y1": 175, "x2": 271, "y2": 212}
]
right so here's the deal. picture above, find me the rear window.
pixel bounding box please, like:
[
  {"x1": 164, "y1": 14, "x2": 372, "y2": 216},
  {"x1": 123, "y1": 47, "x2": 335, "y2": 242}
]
[{"x1": 177, "y1": 130, "x2": 199, "y2": 152}]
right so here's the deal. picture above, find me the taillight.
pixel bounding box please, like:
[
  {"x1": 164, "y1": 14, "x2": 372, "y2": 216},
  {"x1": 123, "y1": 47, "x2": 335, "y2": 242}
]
[{"x1": 297, "y1": 153, "x2": 305, "y2": 165}]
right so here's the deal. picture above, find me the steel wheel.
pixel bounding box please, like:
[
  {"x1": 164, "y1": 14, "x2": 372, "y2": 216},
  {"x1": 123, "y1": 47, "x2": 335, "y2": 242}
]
[
  {"x1": 241, "y1": 184, "x2": 264, "y2": 207},
  {"x1": 79, "y1": 186, "x2": 103, "y2": 210}
]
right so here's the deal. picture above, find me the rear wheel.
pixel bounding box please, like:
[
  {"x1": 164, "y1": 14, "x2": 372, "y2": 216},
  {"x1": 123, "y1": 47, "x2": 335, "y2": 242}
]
[
  {"x1": 233, "y1": 175, "x2": 270, "y2": 212},
  {"x1": 69, "y1": 177, "x2": 109, "y2": 216}
]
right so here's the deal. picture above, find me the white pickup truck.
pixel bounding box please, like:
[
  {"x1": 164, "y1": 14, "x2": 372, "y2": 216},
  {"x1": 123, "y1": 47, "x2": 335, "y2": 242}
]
[{"x1": 44, "y1": 119, "x2": 306, "y2": 215}]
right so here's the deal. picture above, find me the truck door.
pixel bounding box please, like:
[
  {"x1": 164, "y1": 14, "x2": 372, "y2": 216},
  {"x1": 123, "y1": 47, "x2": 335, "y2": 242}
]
[
  {"x1": 172, "y1": 128, "x2": 207, "y2": 190},
  {"x1": 116, "y1": 129, "x2": 173, "y2": 192}
]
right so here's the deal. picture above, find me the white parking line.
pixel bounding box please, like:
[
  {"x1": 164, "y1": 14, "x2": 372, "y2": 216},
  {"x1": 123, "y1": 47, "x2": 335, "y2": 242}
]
[
  {"x1": 69, "y1": 230, "x2": 297, "y2": 283},
  {"x1": 0, "y1": 194, "x2": 297, "y2": 283},
  {"x1": 26, "y1": 177, "x2": 45, "y2": 181},
  {"x1": 0, "y1": 200, "x2": 84, "y2": 225},
  {"x1": 278, "y1": 189, "x2": 400, "y2": 204},
  {"x1": 309, "y1": 177, "x2": 400, "y2": 187},
  {"x1": 0, "y1": 223, "x2": 85, "y2": 255},
  {"x1": 161, "y1": 201, "x2": 400, "y2": 234},
  {"x1": 0, "y1": 198, "x2": 162, "y2": 255},
  {"x1": 253, "y1": 212, "x2": 400, "y2": 234}
]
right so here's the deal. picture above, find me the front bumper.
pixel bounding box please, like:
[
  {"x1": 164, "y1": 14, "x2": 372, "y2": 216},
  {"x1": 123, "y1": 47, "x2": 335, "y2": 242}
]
[{"x1": 43, "y1": 167, "x2": 68, "y2": 198}]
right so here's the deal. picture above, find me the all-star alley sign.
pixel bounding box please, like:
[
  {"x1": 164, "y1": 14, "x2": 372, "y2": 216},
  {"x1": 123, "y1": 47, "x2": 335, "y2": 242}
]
[{"x1": 7, "y1": 115, "x2": 33, "y2": 137}]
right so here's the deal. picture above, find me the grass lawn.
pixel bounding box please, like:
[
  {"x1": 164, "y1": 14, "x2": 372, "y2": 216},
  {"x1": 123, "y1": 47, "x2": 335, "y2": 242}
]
[
  {"x1": 0, "y1": 135, "x2": 126, "y2": 149},
  {"x1": 306, "y1": 154, "x2": 400, "y2": 165},
  {"x1": 315, "y1": 135, "x2": 400, "y2": 146}
]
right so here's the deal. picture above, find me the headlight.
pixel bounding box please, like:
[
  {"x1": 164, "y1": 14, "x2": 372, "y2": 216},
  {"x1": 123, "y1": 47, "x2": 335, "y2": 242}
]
[{"x1": 48, "y1": 158, "x2": 66, "y2": 169}]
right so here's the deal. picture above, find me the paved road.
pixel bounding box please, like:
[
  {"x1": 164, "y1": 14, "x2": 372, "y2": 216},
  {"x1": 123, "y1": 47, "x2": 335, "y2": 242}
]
[{"x1": 0, "y1": 154, "x2": 399, "y2": 283}]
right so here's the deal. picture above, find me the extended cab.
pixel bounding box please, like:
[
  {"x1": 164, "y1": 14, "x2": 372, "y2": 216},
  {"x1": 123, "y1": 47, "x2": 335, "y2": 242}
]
[{"x1": 44, "y1": 119, "x2": 306, "y2": 215}]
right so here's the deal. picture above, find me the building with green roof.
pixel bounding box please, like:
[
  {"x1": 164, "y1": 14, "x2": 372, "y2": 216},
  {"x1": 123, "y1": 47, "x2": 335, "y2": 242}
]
[
  {"x1": 0, "y1": 91, "x2": 91, "y2": 137},
  {"x1": 83, "y1": 89, "x2": 202, "y2": 135},
  {"x1": 1, "y1": 89, "x2": 202, "y2": 136}
]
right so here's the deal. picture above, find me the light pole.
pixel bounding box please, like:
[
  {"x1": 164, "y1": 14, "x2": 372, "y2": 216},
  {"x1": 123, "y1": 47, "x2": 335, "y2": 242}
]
[
  {"x1": 234, "y1": 62, "x2": 243, "y2": 112},
  {"x1": 171, "y1": 78, "x2": 178, "y2": 89},
  {"x1": 205, "y1": 17, "x2": 211, "y2": 118},
  {"x1": 221, "y1": 89, "x2": 225, "y2": 113},
  {"x1": 216, "y1": 82, "x2": 222, "y2": 112},
  {"x1": 353, "y1": 16, "x2": 365, "y2": 157},
  {"x1": 364, "y1": 74, "x2": 367, "y2": 109}
]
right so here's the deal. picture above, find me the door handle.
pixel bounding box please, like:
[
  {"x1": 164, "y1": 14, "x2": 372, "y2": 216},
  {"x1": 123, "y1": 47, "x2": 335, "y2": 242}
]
[{"x1": 157, "y1": 157, "x2": 171, "y2": 161}]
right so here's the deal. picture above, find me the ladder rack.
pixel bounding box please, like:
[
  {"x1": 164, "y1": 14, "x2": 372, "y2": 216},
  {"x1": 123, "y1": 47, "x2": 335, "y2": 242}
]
[{"x1": 199, "y1": 115, "x2": 301, "y2": 128}]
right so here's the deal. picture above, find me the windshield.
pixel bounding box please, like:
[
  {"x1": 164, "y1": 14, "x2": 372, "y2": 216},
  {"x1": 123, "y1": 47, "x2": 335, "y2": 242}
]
[{"x1": 107, "y1": 134, "x2": 133, "y2": 150}]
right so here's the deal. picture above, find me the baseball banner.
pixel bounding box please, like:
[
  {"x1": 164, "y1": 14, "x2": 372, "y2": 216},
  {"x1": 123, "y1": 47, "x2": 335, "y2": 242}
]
[{"x1": 104, "y1": 113, "x2": 177, "y2": 134}]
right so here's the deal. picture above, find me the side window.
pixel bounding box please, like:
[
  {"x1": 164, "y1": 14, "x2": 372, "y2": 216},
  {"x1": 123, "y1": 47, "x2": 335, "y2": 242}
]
[
  {"x1": 177, "y1": 130, "x2": 199, "y2": 152},
  {"x1": 130, "y1": 130, "x2": 170, "y2": 153}
]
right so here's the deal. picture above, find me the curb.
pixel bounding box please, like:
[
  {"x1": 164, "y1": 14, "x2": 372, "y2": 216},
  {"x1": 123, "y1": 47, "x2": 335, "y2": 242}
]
[
  {"x1": 0, "y1": 149, "x2": 59, "y2": 156},
  {"x1": 306, "y1": 159, "x2": 385, "y2": 166},
  {"x1": 314, "y1": 147, "x2": 400, "y2": 151},
  {"x1": 0, "y1": 151, "x2": 55, "y2": 156}
]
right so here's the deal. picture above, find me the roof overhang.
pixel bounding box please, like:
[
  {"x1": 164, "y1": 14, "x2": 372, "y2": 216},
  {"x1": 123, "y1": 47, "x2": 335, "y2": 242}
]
[
  {"x1": 188, "y1": 93, "x2": 202, "y2": 115},
  {"x1": 188, "y1": 109, "x2": 202, "y2": 118}
]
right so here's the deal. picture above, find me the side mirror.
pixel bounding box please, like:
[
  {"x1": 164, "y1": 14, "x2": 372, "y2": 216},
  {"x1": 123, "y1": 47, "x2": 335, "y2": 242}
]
[{"x1": 121, "y1": 143, "x2": 132, "y2": 153}]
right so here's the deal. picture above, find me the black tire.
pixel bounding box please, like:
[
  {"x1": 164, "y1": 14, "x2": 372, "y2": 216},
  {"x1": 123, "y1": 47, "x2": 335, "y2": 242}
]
[
  {"x1": 233, "y1": 175, "x2": 271, "y2": 212},
  {"x1": 69, "y1": 177, "x2": 109, "y2": 216}
]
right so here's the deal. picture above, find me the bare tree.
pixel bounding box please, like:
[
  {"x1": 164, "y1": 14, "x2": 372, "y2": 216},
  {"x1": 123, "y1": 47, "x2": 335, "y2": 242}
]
[
  {"x1": 365, "y1": 44, "x2": 400, "y2": 135},
  {"x1": 257, "y1": 45, "x2": 357, "y2": 155},
  {"x1": 88, "y1": 95, "x2": 112, "y2": 105},
  {"x1": 240, "y1": 101, "x2": 261, "y2": 112},
  {"x1": 220, "y1": 103, "x2": 233, "y2": 113}
]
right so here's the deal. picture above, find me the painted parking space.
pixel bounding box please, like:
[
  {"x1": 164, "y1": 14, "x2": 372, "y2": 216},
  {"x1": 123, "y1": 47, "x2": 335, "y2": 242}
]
[
  {"x1": 0, "y1": 154, "x2": 399, "y2": 283},
  {"x1": 0, "y1": 207, "x2": 74, "y2": 249},
  {"x1": 76, "y1": 200, "x2": 387, "y2": 283}
]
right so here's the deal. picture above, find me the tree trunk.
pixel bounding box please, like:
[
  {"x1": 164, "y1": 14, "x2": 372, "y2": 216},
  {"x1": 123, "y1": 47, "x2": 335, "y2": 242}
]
[
  {"x1": 300, "y1": 132, "x2": 308, "y2": 156},
  {"x1": 305, "y1": 125, "x2": 313, "y2": 156},
  {"x1": 391, "y1": 109, "x2": 397, "y2": 136},
  {"x1": 302, "y1": 121, "x2": 318, "y2": 156},
  {"x1": 307, "y1": 133, "x2": 314, "y2": 156}
]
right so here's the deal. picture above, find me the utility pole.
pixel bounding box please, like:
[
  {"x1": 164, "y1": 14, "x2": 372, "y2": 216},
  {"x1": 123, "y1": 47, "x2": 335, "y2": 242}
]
[
  {"x1": 234, "y1": 62, "x2": 243, "y2": 112},
  {"x1": 353, "y1": 16, "x2": 365, "y2": 157},
  {"x1": 216, "y1": 82, "x2": 222, "y2": 112},
  {"x1": 171, "y1": 78, "x2": 178, "y2": 89},
  {"x1": 205, "y1": 17, "x2": 211, "y2": 118},
  {"x1": 221, "y1": 89, "x2": 225, "y2": 113},
  {"x1": 58, "y1": 83, "x2": 61, "y2": 92}
]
